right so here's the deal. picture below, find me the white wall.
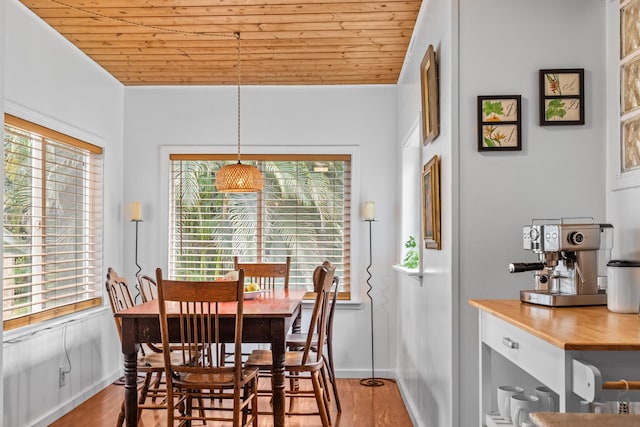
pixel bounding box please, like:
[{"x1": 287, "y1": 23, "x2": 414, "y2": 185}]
[
  {"x1": 458, "y1": 1, "x2": 606, "y2": 426},
  {"x1": 122, "y1": 85, "x2": 400, "y2": 378},
  {"x1": 2, "y1": 1, "x2": 125, "y2": 425},
  {"x1": 395, "y1": 0, "x2": 457, "y2": 425},
  {"x1": 396, "y1": 1, "x2": 607, "y2": 426}
]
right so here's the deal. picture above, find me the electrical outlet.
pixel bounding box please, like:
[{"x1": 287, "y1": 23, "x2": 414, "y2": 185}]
[{"x1": 59, "y1": 367, "x2": 67, "y2": 387}]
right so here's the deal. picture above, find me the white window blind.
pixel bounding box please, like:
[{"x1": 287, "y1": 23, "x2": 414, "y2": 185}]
[
  {"x1": 3, "y1": 115, "x2": 103, "y2": 330},
  {"x1": 168, "y1": 154, "x2": 351, "y2": 296}
]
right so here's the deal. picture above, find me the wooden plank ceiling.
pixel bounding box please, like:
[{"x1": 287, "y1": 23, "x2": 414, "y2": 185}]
[{"x1": 20, "y1": 0, "x2": 422, "y2": 86}]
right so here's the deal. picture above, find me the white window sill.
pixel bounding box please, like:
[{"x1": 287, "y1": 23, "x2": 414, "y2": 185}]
[
  {"x1": 3, "y1": 305, "x2": 110, "y2": 344},
  {"x1": 392, "y1": 264, "x2": 422, "y2": 277},
  {"x1": 302, "y1": 299, "x2": 363, "y2": 310}
]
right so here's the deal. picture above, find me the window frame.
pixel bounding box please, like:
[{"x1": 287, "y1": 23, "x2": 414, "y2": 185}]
[
  {"x1": 3, "y1": 113, "x2": 104, "y2": 331},
  {"x1": 159, "y1": 145, "x2": 362, "y2": 303}
]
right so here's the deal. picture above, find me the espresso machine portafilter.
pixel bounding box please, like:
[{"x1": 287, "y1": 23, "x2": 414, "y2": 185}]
[{"x1": 508, "y1": 219, "x2": 613, "y2": 307}]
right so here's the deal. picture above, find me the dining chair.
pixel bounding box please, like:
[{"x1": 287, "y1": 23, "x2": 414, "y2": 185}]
[
  {"x1": 244, "y1": 262, "x2": 335, "y2": 427},
  {"x1": 155, "y1": 267, "x2": 259, "y2": 426},
  {"x1": 222, "y1": 256, "x2": 292, "y2": 364},
  {"x1": 233, "y1": 256, "x2": 291, "y2": 290},
  {"x1": 137, "y1": 273, "x2": 158, "y2": 303},
  {"x1": 286, "y1": 270, "x2": 341, "y2": 413},
  {"x1": 105, "y1": 267, "x2": 185, "y2": 426}
]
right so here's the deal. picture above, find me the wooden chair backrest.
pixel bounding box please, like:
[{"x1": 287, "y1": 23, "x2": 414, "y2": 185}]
[
  {"x1": 301, "y1": 262, "x2": 336, "y2": 365},
  {"x1": 155, "y1": 268, "x2": 246, "y2": 386},
  {"x1": 137, "y1": 274, "x2": 158, "y2": 303},
  {"x1": 326, "y1": 276, "x2": 340, "y2": 339},
  {"x1": 105, "y1": 267, "x2": 135, "y2": 343},
  {"x1": 233, "y1": 256, "x2": 291, "y2": 290}
]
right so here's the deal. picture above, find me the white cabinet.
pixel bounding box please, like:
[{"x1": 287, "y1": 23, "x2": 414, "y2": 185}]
[{"x1": 471, "y1": 299, "x2": 640, "y2": 426}]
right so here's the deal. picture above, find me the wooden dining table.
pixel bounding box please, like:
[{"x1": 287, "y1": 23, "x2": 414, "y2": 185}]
[{"x1": 114, "y1": 288, "x2": 306, "y2": 427}]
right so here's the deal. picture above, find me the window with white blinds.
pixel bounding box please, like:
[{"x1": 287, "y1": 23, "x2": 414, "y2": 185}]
[
  {"x1": 168, "y1": 154, "x2": 351, "y2": 297},
  {"x1": 3, "y1": 115, "x2": 103, "y2": 330}
]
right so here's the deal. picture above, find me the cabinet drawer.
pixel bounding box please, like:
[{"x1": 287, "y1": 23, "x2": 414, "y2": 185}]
[{"x1": 481, "y1": 312, "x2": 565, "y2": 393}]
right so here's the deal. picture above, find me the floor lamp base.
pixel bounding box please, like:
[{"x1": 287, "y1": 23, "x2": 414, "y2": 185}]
[{"x1": 360, "y1": 378, "x2": 385, "y2": 387}]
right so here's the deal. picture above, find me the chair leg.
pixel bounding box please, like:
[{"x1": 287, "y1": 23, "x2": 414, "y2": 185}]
[
  {"x1": 240, "y1": 384, "x2": 248, "y2": 426},
  {"x1": 311, "y1": 371, "x2": 331, "y2": 427},
  {"x1": 288, "y1": 371, "x2": 301, "y2": 413},
  {"x1": 186, "y1": 394, "x2": 193, "y2": 427},
  {"x1": 323, "y1": 354, "x2": 341, "y2": 413},
  {"x1": 116, "y1": 400, "x2": 125, "y2": 427},
  {"x1": 326, "y1": 340, "x2": 341, "y2": 412},
  {"x1": 320, "y1": 363, "x2": 331, "y2": 402},
  {"x1": 150, "y1": 371, "x2": 163, "y2": 404},
  {"x1": 251, "y1": 377, "x2": 259, "y2": 427},
  {"x1": 136, "y1": 373, "x2": 154, "y2": 422},
  {"x1": 320, "y1": 369, "x2": 331, "y2": 421}
]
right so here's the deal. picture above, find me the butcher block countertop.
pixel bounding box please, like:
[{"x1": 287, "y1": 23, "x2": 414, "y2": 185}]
[
  {"x1": 531, "y1": 412, "x2": 640, "y2": 426},
  {"x1": 468, "y1": 299, "x2": 640, "y2": 351}
]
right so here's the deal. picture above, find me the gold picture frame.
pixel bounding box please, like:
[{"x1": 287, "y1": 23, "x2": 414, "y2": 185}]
[
  {"x1": 422, "y1": 155, "x2": 441, "y2": 250},
  {"x1": 420, "y1": 44, "x2": 440, "y2": 145}
]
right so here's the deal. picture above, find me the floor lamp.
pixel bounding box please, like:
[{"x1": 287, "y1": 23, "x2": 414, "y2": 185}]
[
  {"x1": 130, "y1": 202, "x2": 143, "y2": 302},
  {"x1": 360, "y1": 201, "x2": 384, "y2": 387}
]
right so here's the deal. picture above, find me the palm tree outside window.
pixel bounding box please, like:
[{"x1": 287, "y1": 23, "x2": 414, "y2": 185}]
[
  {"x1": 168, "y1": 154, "x2": 351, "y2": 298},
  {"x1": 3, "y1": 114, "x2": 103, "y2": 330}
]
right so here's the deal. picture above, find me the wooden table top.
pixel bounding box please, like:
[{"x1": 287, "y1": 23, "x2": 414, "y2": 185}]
[
  {"x1": 115, "y1": 289, "x2": 307, "y2": 319},
  {"x1": 469, "y1": 299, "x2": 640, "y2": 351},
  {"x1": 531, "y1": 412, "x2": 640, "y2": 427}
]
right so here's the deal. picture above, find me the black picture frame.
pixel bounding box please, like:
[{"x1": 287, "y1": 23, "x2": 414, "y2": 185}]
[
  {"x1": 539, "y1": 68, "x2": 584, "y2": 126},
  {"x1": 477, "y1": 95, "x2": 522, "y2": 151}
]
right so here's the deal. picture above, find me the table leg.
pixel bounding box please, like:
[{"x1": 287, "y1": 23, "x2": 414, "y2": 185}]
[
  {"x1": 271, "y1": 320, "x2": 286, "y2": 427},
  {"x1": 121, "y1": 318, "x2": 138, "y2": 427}
]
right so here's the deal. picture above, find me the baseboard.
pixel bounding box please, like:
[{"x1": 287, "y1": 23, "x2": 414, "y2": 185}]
[
  {"x1": 31, "y1": 369, "x2": 121, "y2": 427},
  {"x1": 333, "y1": 368, "x2": 396, "y2": 379},
  {"x1": 396, "y1": 375, "x2": 423, "y2": 427}
]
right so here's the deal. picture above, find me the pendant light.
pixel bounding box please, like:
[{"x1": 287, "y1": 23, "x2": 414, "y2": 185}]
[{"x1": 215, "y1": 32, "x2": 263, "y2": 192}]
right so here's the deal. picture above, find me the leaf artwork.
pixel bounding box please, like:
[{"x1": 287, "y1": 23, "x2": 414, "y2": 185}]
[
  {"x1": 546, "y1": 74, "x2": 561, "y2": 95},
  {"x1": 483, "y1": 101, "x2": 504, "y2": 121},
  {"x1": 483, "y1": 125, "x2": 506, "y2": 147},
  {"x1": 545, "y1": 99, "x2": 567, "y2": 120}
]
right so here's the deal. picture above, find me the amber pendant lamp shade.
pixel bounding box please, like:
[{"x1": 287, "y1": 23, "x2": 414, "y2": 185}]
[
  {"x1": 215, "y1": 161, "x2": 263, "y2": 192},
  {"x1": 215, "y1": 32, "x2": 263, "y2": 193}
]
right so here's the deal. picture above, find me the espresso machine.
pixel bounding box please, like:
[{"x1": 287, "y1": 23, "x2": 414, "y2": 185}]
[{"x1": 508, "y1": 218, "x2": 613, "y2": 307}]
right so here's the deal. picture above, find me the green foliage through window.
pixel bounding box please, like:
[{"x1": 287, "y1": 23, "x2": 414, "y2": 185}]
[{"x1": 169, "y1": 155, "x2": 351, "y2": 295}]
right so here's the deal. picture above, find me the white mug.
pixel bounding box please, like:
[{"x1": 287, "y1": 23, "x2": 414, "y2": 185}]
[
  {"x1": 521, "y1": 422, "x2": 536, "y2": 427},
  {"x1": 580, "y1": 400, "x2": 611, "y2": 414},
  {"x1": 629, "y1": 401, "x2": 640, "y2": 414},
  {"x1": 535, "y1": 386, "x2": 558, "y2": 412},
  {"x1": 510, "y1": 394, "x2": 540, "y2": 427},
  {"x1": 497, "y1": 385, "x2": 524, "y2": 420}
]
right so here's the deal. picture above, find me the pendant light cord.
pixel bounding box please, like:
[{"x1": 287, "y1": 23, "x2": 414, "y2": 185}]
[{"x1": 236, "y1": 32, "x2": 242, "y2": 164}]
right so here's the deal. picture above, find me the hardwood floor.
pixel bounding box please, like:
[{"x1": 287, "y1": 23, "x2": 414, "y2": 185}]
[{"x1": 49, "y1": 378, "x2": 413, "y2": 426}]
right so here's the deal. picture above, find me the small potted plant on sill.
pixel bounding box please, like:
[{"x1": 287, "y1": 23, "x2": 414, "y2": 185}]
[{"x1": 402, "y1": 235, "x2": 419, "y2": 269}]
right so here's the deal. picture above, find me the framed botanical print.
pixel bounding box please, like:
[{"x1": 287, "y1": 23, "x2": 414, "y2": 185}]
[
  {"x1": 539, "y1": 68, "x2": 585, "y2": 125},
  {"x1": 477, "y1": 95, "x2": 522, "y2": 151},
  {"x1": 422, "y1": 155, "x2": 441, "y2": 250}
]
